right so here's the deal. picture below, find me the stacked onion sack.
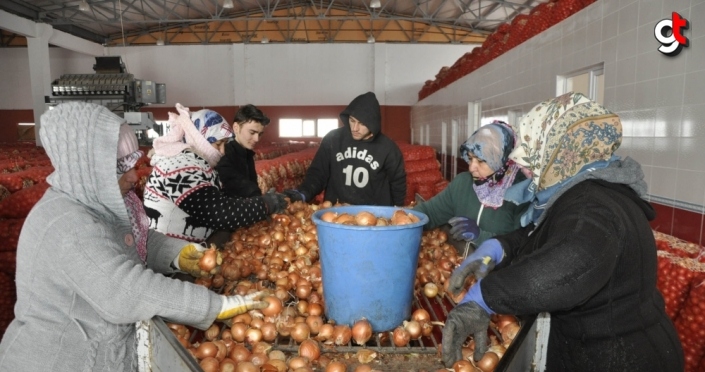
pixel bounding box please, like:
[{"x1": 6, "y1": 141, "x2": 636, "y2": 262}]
[
  {"x1": 0, "y1": 143, "x2": 53, "y2": 337},
  {"x1": 166, "y1": 201, "x2": 521, "y2": 372},
  {"x1": 653, "y1": 231, "x2": 705, "y2": 372}
]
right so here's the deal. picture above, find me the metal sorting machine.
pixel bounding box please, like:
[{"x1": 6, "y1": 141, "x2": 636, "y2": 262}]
[
  {"x1": 136, "y1": 289, "x2": 550, "y2": 372},
  {"x1": 45, "y1": 56, "x2": 166, "y2": 143}
]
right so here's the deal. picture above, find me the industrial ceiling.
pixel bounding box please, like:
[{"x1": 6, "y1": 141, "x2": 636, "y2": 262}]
[{"x1": 1, "y1": 0, "x2": 549, "y2": 46}]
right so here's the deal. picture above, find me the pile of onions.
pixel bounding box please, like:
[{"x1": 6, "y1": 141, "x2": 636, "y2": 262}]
[{"x1": 165, "y1": 201, "x2": 521, "y2": 372}]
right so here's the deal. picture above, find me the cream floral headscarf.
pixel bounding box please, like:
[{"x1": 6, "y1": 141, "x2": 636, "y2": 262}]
[{"x1": 509, "y1": 92, "x2": 622, "y2": 192}]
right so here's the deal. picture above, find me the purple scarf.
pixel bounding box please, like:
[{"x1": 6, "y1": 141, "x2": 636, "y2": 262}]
[{"x1": 123, "y1": 190, "x2": 149, "y2": 262}]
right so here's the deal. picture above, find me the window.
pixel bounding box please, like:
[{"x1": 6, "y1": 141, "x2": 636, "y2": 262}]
[
  {"x1": 279, "y1": 119, "x2": 303, "y2": 137},
  {"x1": 557, "y1": 63, "x2": 605, "y2": 104},
  {"x1": 302, "y1": 120, "x2": 316, "y2": 136},
  {"x1": 317, "y1": 119, "x2": 338, "y2": 137},
  {"x1": 279, "y1": 118, "x2": 340, "y2": 138}
]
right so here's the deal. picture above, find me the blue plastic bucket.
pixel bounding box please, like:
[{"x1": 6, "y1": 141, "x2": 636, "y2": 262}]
[{"x1": 312, "y1": 206, "x2": 428, "y2": 332}]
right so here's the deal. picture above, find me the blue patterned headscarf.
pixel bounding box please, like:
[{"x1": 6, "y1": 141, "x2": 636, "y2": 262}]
[
  {"x1": 460, "y1": 121, "x2": 516, "y2": 173},
  {"x1": 190, "y1": 109, "x2": 233, "y2": 144},
  {"x1": 460, "y1": 121, "x2": 521, "y2": 208}
]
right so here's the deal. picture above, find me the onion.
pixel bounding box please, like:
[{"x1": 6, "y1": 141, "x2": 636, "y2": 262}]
[
  {"x1": 351, "y1": 318, "x2": 373, "y2": 345},
  {"x1": 261, "y1": 322, "x2": 278, "y2": 342},
  {"x1": 220, "y1": 358, "x2": 237, "y2": 372},
  {"x1": 245, "y1": 328, "x2": 263, "y2": 344},
  {"x1": 229, "y1": 344, "x2": 251, "y2": 362},
  {"x1": 236, "y1": 361, "x2": 258, "y2": 372},
  {"x1": 316, "y1": 323, "x2": 335, "y2": 342},
  {"x1": 262, "y1": 296, "x2": 283, "y2": 317},
  {"x1": 488, "y1": 344, "x2": 506, "y2": 359},
  {"x1": 354, "y1": 211, "x2": 378, "y2": 226},
  {"x1": 230, "y1": 322, "x2": 248, "y2": 342},
  {"x1": 325, "y1": 361, "x2": 347, "y2": 372},
  {"x1": 333, "y1": 325, "x2": 352, "y2": 345},
  {"x1": 411, "y1": 309, "x2": 431, "y2": 323},
  {"x1": 299, "y1": 339, "x2": 321, "y2": 361},
  {"x1": 476, "y1": 351, "x2": 500, "y2": 372},
  {"x1": 265, "y1": 359, "x2": 288, "y2": 372},
  {"x1": 291, "y1": 322, "x2": 311, "y2": 343},
  {"x1": 390, "y1": 210, "x2": 413, "y2": 225},
  {"x1": 403, "y1": 320, "x2": 422, "y2": 340},
  {"x1": 423, "y1": 282, "x2": 439, "y2": 298},
  {"x1": 392, "y1": 326, "x2": 410, "y2": 347},
  {"x1": 306, "y1": 315, "x2": 324, "y2": 335},
  {"x1": 320, "y1": 211, "x2": 337, "y2": 223},
  {"x1": 213, "y1": 340, "x2": 228, "y2": 361},
  {"x1": 500, "y1": 322, "x2": 520, "y2": 342},
  {"x1": 198, "y1": 247, "x2": 220, "y2": 272},
  {"x1": 308, "y1": 302, "x2": 323, "y2": 316},
  {"x1": 199, "y1": 357, "x2": 220, "y2": 372},
  {"x1": 195, "y1": 341, "x2": 218, "y2": 359},
  {"x1": 204, "y1": 323, "x2": 220, "y2": 341},
  {"x1": 452, "y1": 360, "x2": 475, "y2": 372},
  {"x1": 288, "y1": 356, "x2": 309, "y2": 370},
  {"x1": 249, "y1": 352, "x2": 269, "y2": 367},
  {"x1": 268, "y1": 349, "x2": 287, "y2": 361},
  {"x1": 334, "y1": 213, "x2": 355, "y2": 224}
]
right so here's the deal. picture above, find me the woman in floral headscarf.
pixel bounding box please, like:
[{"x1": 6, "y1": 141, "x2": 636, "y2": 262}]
[
  {"x1": 441, "y1": 93, "x2": 683, "y2": 371},
  {"x1": 414, "y1": 121, "x2": 529, "y2": 249},
  {"x1": 143, "y1": 104, "x2": 287, "y2": 244}
]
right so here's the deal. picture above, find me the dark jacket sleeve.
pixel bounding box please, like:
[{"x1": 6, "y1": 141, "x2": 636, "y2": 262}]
[
  {"x1": 297, "y1": 135, "x2": 334, "y2": 201},
  {"x1": 178, "y1": 186, "x2": 270, "y2": 231},
  {"x1": 215, "y1": 144, "x2": 262, "y2": 198},
  {"x1": 386, "y1": 143, "x2": 407, "y2": 206},
  {"x1": 487, "y1": 191, "x2": 623, "y2": 316}
]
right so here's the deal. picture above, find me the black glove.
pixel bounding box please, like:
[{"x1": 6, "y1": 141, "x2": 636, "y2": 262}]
[
  {"x1": 283, "y1": 189, "x2": 305, "y2": 203},
  {"x1": 448, "y1": 216, "x2": 481, "y2": 241},
  {"x1": 442, "y1": 301, "x2": 491, "y2": 367},
  {"x1": 261, "y1": 191, "x2": 288, "y2": 214}
]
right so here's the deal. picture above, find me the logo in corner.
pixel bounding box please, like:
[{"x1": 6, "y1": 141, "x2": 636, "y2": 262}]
[{"x1": 654, "y1": 12, "x2": 690, "y2": 56}]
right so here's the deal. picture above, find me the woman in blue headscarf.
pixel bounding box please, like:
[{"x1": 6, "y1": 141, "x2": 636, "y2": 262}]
[
  {"x1": 441, "y1": 93, "x2": 683, "y2": 371},
  {"x1": 414, "y1": 121, "x2": 529, "y2": 249}
]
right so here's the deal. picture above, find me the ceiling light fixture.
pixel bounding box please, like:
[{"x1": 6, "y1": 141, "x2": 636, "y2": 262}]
[
  {"x1": 261, "y1": 37, "x2": 269, "y2": 44},
  {"x1": 370, "y1": 0, "x2": 381, "y2": 9},
  {"x1": 78, "y1": 0, "x2": 90, "y2": 11},
  {"x1": 367, "y1": 34, "x2": 375, "y2": 43},
  {"x1": 156, "y1": 37, "x2": 165, "y2": 46},
  {"x1": 222, "y1": 0, "x2": 234, "y2": 9}
]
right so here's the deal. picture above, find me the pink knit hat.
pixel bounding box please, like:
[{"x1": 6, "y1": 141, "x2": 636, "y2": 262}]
[{"x1": 117, "y1": 124, "x2": 143, "y2": 174}]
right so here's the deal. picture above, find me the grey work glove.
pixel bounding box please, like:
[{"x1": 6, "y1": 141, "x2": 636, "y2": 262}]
[
  {"x1": 217, "y1": 291, "x2": 268, "y2": 320},
  {"x1": 442, "y1": 301, "x2": 491, "y2": 367},
  {"x1": 282, "y1": 189, "x2": 305, "y2": 203},
  {"x1": 261, "y1": 190, "x2": 288, "y2": 214},
  {"x1": 448, "y1": 216, "x2": 481, "y2": 241},
  {"x1": 447, "y1": 239, "x2": 503, "y2": 296}
]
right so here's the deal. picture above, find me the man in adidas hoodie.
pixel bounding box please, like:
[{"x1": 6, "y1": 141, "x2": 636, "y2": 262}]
[{"x1": 284, "y1": 92, "x2": 406, "y2": 206}]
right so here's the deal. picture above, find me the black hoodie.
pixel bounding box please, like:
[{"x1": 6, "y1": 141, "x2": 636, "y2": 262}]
[{"x1": 297, "y1": 92, "x2": 406, "y2": 206}]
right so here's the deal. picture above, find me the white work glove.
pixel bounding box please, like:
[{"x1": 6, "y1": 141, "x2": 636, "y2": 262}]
[{"x1": 217, "y1": 291, "x2": 268, "y2": 320}]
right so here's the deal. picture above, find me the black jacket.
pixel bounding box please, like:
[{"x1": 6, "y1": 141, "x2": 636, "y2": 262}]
[
  {"x1": 297, "y1": 92, "x2": 406, "y2": 206},
  {"x1": 487, "y1": 180, "x2": 683, "y2": 371},
  {"x1": 215, "y1": 140, "x2": 261, "y2": 198}
]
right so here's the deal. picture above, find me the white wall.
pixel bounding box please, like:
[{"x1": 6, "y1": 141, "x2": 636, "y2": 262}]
[
  {"x1": 0, "y1": 42, "x2": 471, "y2": 109},
  {"x1": 411, "y1": 0, "x2": 705, "y2": 212}
]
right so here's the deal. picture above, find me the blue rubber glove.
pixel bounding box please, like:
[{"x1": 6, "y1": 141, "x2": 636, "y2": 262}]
[
  {"x1": 460, "y1": 279, "x2": 494, "y2": 314},
  {"x1": 448, "y1": 216, "x2": 481, "y2": 241},
  {"x1": 441, "y1": 301, "x2": 491, "y2": 367},
  {"x1": 447, "y1": 239, "x2": 504, "y2": 296}
]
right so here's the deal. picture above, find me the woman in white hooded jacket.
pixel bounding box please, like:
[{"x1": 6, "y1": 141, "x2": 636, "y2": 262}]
[{"x1": 0, "y1": 102, "x2": 266, "y2": 371}]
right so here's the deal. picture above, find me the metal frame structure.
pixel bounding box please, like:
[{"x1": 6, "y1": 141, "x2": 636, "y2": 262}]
[{"x1": 1, "y1": 0, "x2": 546, "y2": 45}]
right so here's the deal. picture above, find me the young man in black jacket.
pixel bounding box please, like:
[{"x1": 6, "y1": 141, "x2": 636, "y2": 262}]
[
  {"x1": 284, "y1": 92, "x2": 406, "y2": 206},
  {"x1": 216, "y1": 104, "x2": 270, "y2": 198}
]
